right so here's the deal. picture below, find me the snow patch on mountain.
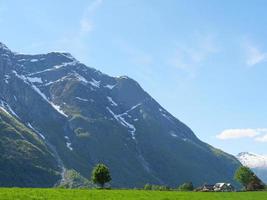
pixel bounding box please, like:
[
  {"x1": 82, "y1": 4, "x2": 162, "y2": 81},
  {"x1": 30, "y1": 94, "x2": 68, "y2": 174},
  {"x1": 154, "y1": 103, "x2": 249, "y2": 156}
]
[
  {"x1": 0, "y1": 103, "x2": 11, "y2": 116},
  {"x1": 30, "y1": 59, "x2": 38, "y2": 62},
  {"x1": 64, "y1": 136, "x2": 73, "y2": 151},
  {"x1": 4, "y1": 75, "x2": 10, "y2": 84},
  {"x1": 89, "y1": 78, "x2": 100, "y2": 88},
  {"x1": 75, "y1": 97, "x2": 89, "y2": 102},
  {"x1": 104, "y1": 84, "x2": 116, "y2": 89},
  {"x1": 27, "y1": 123, "x2": 46, "y2": 140},
  {"x1": 44, "y1": 75, "x2": 70, "y2": 86},
  {"x1": 106, "y1": 106, "x2": 136, "y2": 140},
  {"x1": 51, "y1": 104, "x2": 68, "y2": 118},
  {"x1": 106, "y1": 103, "x2": 142, "y2": 140},
  {"x1": 171, "y1": 133, "x2": 178, "y2": 138},
  {"x1": 13, "y1": 70, "x2": 68, "y2": 117},
  {"x1": 0, "y1": 100, "x2": 20, "y2": 119},
  {"x1": 29, "y1": 61, "x2": 78, "y2": 76},
  {"x1": 107, "y1": 96, "x2": 118, "y2": 106},
  {"x1": 27, "y1": 77, "x2": 43, "y2": 83},
  {"x1": 237, "y1": 152, "x2": 267, "y2": 169},
  {"x1": 74, "y1": 72, "x2": 88, "y2": 84},
  {"x1": 127, "y1": 103, "x2": 142, "y2": 113}
]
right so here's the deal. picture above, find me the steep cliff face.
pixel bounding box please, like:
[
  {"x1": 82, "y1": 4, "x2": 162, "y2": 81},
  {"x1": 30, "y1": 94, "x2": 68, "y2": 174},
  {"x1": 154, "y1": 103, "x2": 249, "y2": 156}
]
[{"x1": 0, "y1": 42, "x2": 240, "y2": 187}]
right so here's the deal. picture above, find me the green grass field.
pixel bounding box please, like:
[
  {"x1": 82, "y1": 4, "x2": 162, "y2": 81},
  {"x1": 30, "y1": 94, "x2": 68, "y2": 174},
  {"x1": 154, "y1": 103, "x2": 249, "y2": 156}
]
[{"x1": 0, "y1": 189, "x2": 266, "y2": 200}]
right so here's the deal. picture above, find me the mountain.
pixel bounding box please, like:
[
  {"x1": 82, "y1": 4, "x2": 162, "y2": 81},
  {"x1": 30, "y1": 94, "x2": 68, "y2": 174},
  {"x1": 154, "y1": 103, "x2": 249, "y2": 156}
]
[
  {"x1": 0, "y1": 106, "x2": 61, "y2": 187},
  {"x1": 237, "y1": 152, "x2": 267, "y2": 183},
  {"x1": 0, "y1": 42, "x2": 240, "y2": 188}
]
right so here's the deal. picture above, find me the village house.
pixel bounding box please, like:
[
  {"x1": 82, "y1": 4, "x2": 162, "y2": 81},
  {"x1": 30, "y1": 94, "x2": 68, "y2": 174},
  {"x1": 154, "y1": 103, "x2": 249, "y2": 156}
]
[
  {"x1": 199, "y1": 183, "x2": 235, "y2": 192},
  {"x1": 213, "y1": 183, "x2": 235, "y2": 192},
  {"x1": 201, "y1": 184, "x2": 215, "y2": 192}
]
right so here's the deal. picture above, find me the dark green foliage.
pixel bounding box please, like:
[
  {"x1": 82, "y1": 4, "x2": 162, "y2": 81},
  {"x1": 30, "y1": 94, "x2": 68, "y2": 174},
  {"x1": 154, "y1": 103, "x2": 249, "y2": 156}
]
[
  {"x1": 144, "y1": 184, "x2": 152, "y2": 190},
  {"x1": 234, "y1": 166, "x2": 265, "y2": 191},
  {"x1": 143, "y1": 184, "x2": 170, "y2": 191},
  {"x1": 91, "y1": 164, "x2": 111, "y2": 188},
  {"x1": 152, "y1": 185, "x2": 170, "y2": 191},
  {"x1": 178, "y1": 182, "x2": 194, "y2": 191},
  {"x1": 235, "y1": 166, "x2": 254, "y2": 189},
  {"x1": 58, "y1": 169, "x2": 94, "y2": 188},
  {"x1": 246, "y1": 175, "x2": 265, "y2": 191}
]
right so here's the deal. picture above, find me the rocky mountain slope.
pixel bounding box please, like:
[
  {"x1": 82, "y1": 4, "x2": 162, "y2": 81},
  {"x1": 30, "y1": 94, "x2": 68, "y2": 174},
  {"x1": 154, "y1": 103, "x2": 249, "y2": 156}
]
[
  {"x1": 237, "y1": 152, "x2": 267, "y2": 183},
  {"x1": 0, "y1": 42, "x2": 240, "y2": 187},
  {"x1": 0, "y1": 104, "x2": 60, "y2": 187}
]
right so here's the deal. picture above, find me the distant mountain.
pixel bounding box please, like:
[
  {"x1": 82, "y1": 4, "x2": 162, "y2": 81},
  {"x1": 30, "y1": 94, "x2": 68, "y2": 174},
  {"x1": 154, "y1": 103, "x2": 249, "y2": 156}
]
[
  {"x1": 237, "y1": 152, "x2": 267, "y2": 183},
  {"x1": 0, "y1": 42, "x2": 240, "y2": 188}
]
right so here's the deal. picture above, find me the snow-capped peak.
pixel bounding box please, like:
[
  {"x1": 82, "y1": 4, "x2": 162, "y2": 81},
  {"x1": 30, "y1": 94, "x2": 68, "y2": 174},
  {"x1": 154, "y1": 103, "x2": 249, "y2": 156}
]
[{"x1": 237, "y1": 152, "x2": 267, "y2": 169}]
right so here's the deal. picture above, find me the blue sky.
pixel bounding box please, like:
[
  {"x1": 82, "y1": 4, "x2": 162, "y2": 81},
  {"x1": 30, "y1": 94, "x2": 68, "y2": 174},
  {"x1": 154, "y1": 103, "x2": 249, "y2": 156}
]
[{"x1": 0, "y1": 0, "x2": 267, "y2": 155}]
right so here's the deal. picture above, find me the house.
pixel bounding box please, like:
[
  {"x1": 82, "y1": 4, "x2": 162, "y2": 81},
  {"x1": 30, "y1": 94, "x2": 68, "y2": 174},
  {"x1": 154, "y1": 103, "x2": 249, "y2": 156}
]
[
  {"x1": 201, "y1": 184, "x2": 215, "y2": 192},
  {"x1": 213, "y1": 183, "x2": 235, "y2": 192},
  {"x1": 198, "y1": 183, "x2": 235, "y2": 192}
]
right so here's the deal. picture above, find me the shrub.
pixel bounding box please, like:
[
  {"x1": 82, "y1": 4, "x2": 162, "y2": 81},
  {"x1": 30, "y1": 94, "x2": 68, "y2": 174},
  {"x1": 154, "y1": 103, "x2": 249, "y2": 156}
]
[
  {"x1": 178, "y1": 182, "x2": 194, "y2": 191},
  {"x1": 144, "y1": 184, "x2": 152, "y2": 190}
]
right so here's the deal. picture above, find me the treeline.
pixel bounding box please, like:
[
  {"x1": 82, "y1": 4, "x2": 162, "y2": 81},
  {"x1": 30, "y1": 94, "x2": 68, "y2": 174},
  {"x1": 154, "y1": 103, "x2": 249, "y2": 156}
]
[
  {"x1": 59, "y1": 163, "x2": 267, "y2": 192},
  {"x1": 143, "y1": 166, "x2": 267, "y2": 192},
  {"x1": 144, "y1": 182, "x2": 193, "y2": 191}
]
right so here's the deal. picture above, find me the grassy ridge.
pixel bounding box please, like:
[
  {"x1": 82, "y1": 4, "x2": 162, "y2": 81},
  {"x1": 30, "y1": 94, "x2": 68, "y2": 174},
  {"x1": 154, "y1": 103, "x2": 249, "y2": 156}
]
[{"x1": 0, "y1": 189, "x2": 266, "y2": 200}]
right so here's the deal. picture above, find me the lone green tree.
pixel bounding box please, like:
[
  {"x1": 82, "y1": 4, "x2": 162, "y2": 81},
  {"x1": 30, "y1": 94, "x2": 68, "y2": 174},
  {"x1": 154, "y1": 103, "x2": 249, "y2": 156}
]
[
  {"x1": 234, "y1": 166, "x2": 264, "y2": 191},
  {"x1": 91, "y1": 163, "x2": 111, "y2": 188}
]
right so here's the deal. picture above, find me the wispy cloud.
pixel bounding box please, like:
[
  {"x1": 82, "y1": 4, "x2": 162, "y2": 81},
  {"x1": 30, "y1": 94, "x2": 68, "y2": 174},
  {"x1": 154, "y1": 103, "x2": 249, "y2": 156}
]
[
  {"x1": 169, "y1": 34, "x2": 218, "y2": 75},
  {"x1": 79, "y1": 0, "x2": 103, "y2": 35},
  {"x1": 80, "y1": 18, "x2": 93, "y2": 34},
  {"x1": 216, "y1": 129, "x2": 261, "y2": 140},
  {"x1": 216, "y1": 128, "x2": 267, "y2": 142},
  {"x1": 35, "y1": 0, "x2": 104, "y2": 62},
  {"x1": 255, "y1": 134, "x2": 267, "y2": 142},
  {"x1": 244, "y1": 41, "x2": 267, "y2": 66},
  {"x1": 115, "y1": 39, "x2": 153, "y2": 66}
]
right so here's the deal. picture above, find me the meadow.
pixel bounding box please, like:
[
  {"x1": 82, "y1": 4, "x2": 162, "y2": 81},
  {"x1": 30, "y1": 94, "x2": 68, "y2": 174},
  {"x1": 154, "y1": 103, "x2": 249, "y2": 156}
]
[{"x1": 0, "y1": 189, "x2": 266, "y2": 200}]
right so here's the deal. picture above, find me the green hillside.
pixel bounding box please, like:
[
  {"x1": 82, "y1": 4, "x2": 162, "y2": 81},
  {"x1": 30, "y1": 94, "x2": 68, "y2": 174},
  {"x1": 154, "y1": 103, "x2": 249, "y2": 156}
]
[{"x1": 0, "y1": 109, "x2": 61, "y2": 187}]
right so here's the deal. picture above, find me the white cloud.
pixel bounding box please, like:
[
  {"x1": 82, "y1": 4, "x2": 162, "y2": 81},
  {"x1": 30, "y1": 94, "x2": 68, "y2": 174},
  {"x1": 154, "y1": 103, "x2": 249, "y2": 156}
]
[
  {"x1": 216, "y1": 129, "x2": 262, "y2": 140},
  {"x1": 245, "y1": 44, "x2": 267, "y2": 66},
  {"x1": 79, "y1": 0, "x2": 103, "y2": 35},
  {"x1": 255, "y1": 134, "x2": 267, "y2": 142},
  {"x1": 217, "y1": 128, "x2": 267, "y2": 144},
  {"x1": 41, "y1": 0, "x2": 103, "y2": 63},
  {"x1": 170, "y1": 34, "x2": 218, "y2": 73},
  {"x1": 80, "y1": 18, "x2": 93, "y2": 33}
]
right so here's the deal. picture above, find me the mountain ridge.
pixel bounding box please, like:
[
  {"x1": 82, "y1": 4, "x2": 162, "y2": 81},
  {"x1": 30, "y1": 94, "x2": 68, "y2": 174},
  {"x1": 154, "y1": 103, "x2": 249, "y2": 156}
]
[{"x1": 0, "y1": 42, "x2": 240, "y2": 188}]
